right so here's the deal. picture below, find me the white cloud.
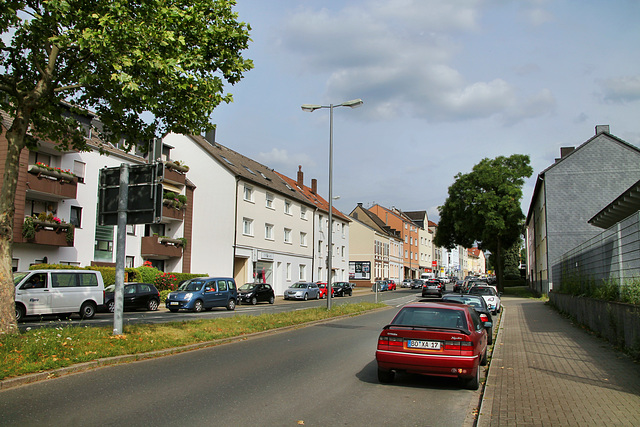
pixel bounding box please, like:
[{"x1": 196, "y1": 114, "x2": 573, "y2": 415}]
[{"x1": 597, "y1": 76, "x2": 640, "y2": 103}]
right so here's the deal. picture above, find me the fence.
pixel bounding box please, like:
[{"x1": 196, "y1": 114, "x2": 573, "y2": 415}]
[{"x1": 553, "y1": 212, "x2": 640, "y2": 290}]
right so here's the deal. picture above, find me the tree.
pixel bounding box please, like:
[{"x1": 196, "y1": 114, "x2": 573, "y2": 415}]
[
  {"x1": 434, "y1": 155, "x2": 533, "y2": 291},
  {"x1": 0, "y1": 0, "x2": 253, "y2": 334}
]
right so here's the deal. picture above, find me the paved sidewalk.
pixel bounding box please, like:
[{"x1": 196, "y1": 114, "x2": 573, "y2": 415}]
[{"x1": 477, "y1": 296, "x2": 640, "y2": 426}]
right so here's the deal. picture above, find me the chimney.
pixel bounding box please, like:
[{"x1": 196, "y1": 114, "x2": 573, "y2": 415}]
[
  {"x1": 205, "y1": 127, "x2": 216, "y2": 145},
  {"x1": 595, "y1": 125, "x2": 610, "y2": 135},
  {"x1": 297, "y1": 165, "x2": 303, "y2": 187},
  {"x1": 311, "y1": 178, "x2": 317, "y2": 194},
  {"x1": 357, "y1": 203, "x2": 363, "y2": 207},
  {"x1": 560, "y1": 147, "x2": 575, "y2": 159}
]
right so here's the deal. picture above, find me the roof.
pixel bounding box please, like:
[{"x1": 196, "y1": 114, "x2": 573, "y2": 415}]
[
  {"x1": 526, "y1": 127, "x2": 640, "y2": 224},
  {"x1": 349, "y1": 204, "x2": 401, "y2": 239},
  {"x1": 275, "y1": 168, "x2": 350, "y2": 223},
  {"x1": 588, "y1": 179, "x2": 640, "y2": 229},
  {"x1": 186, "y1": 135, "x2": 314, "y2": 208}
]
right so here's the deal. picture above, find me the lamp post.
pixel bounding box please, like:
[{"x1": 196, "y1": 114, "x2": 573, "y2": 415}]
[{"x1": 302, "y1": 98, "x2": 363, "y2": 309}]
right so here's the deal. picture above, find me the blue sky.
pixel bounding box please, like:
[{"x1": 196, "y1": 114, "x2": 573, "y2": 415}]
[{"x1": 209, "y1": 0, "x2": 640, "y2": 222}]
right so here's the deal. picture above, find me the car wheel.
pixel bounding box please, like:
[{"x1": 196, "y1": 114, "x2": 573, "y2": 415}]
[
  {"x1": 378, "y1": 368, "x2": 395, "y2": 384},
  {"x1": 251, "y1": 296, "x2": 258, "y2": 305},
  {"x1": 147, "y1": 299, "x2": 159, "y2": 311},
  {"x1": 79, "y1": 302, "x2": 96, "y2": 319},
  {"x1": 107, "y1": 300, "x2": 115, "y2": 313},
  {"x1": 193, "y1": 300, "x2": 204, "y2": 313},
  {"x1": 316, "y1": 292, "x2": 320, "y2": 300},
  {"x1": 269, "y1": 295, "x2": 275, "y2": 304},
  {"x1": 487, "y1": 328, "x2": 493, "y2": 345},
  {"x1": 15, "y1": 304, "x2": 25, "y2": 322},
  {"x1": 303, "y1": 293, "x2": 308, "y2": 301},
  {"x1": 226, "y1": 298, "x2": 236, "y2": 311},
  {"x1": 463, "y1": 367, "x2": 480, "y2": 390},
  {"x1": 481, "y1": 348, "x2": 488, "y2": 366}
]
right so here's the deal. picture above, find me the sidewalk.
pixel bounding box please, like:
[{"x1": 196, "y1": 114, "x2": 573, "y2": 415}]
[{"x1": 477, "y1": 296, "x2": 640, "y2": 426}]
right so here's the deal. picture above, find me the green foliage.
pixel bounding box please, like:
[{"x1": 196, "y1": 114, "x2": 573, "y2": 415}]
[
  {"x1": 558, "y1": 274, "x2": 640, "y2": 305},
  {"x1": 135, "y1": 266, "x2": 161, "y2": 283},
  {"x1": 22, "y1": 217, "x2": 36, "y2": 240}
]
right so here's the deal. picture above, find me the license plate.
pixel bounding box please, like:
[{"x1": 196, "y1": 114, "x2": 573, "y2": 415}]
[
  {"x1": 170, "y1": 301, "x2": 179, "y2": 305},
  {"x1": 408, "y1": 340, "x2": 441, "y2": 350}
]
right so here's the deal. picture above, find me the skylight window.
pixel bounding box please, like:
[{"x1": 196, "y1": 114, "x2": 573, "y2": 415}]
[{"x1": 221, "y1": 156, "x2": 234, "y2": 166}]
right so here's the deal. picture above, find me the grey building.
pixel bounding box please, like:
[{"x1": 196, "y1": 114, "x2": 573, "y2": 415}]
[{"x1": 526, "y1": 125, "x2": 640, "y2": 295}]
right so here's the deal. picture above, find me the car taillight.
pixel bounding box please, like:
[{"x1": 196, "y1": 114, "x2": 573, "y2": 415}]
[
  {"x1": 378, "y1": 335, "x2": 403, "y2": 350},
  {"x1": 460, "y1": 340, "x2": 474, "y2": 356},
  {"x1": 479, "y1": 314, "x2": 489, "y2": 322}
]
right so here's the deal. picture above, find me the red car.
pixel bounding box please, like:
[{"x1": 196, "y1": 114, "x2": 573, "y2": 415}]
[
  {"x1": 376, "y1": 302, "x2": 488, "y2": 390},
  {"x1": 316, "y1": 282, "x2": 334, "y2": 299},
  {"x1": 386, "y1": 280, "x2": 397, "y2": 291}
]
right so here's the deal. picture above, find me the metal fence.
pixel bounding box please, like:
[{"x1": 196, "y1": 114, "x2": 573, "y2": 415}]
[{"x1": 553, "y1": 212, "x2": 640, "y2": 287}]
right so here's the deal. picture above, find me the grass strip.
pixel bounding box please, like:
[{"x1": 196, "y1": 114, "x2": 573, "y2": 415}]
[{"x1": 0, "y1": 302, "x2": 385, "y2": 380}]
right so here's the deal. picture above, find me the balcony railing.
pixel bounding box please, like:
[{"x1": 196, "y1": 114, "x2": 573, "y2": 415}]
[
  {"x1": 21, "y1": 222, "x2": 74, "y2": 247},
  {"x1": 26, "y1": 165, "x2": 78, "y2": 199},
  {"x1": 141, "y1": 236, "x2": 183, "y2": 259},
  {"x1": 162, "y1": 204, "x2": 185, "y2": 221}
]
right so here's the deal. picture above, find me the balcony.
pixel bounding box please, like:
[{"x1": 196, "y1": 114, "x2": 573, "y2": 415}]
[
  {"x1": 162, "y1": 161, "x2": 188, "y2": 187},
  {"x1": 26, "y1": 165, "x2": 78, "y2": 199},
  {"x1": 162, "y1": 204, "x2": 185, "y2": 221},
  {"x1": 141, "y1": 236, "x2": 183, "y2": 260},
  {"x1": 21, "y1": 221, "x2": 74, "y2": 247}
]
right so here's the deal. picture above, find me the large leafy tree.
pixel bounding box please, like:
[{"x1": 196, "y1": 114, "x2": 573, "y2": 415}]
[
  {"x1": 434, "y1": 155, "x2": 533, "y2": 291},
  {"x1": 0, "y1": 0, "x2": 253, "y2": 334}
]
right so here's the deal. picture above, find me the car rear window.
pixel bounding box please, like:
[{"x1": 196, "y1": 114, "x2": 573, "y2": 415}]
[
  {"x1": 392, "y1": 307, "x2": 468, "y2": 330},
  {"x1": 470, "y1": 287, "x2": 495, "y2": 296}
]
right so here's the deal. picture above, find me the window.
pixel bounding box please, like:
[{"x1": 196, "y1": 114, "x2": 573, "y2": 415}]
[
  {"x1": 284, "y1": 200, "x2": 292, "y2": 215},
  {"x1": 266, "y1": 192, "x2": 274, "y2": 209},
  {"x1": 265, "y1": 223, "x2": 274, "y2": 240},
  {"x1": 243, "y1": 185, "x2": 253, "y2": 202},
  {"x1": 73, "y1": 160, "x2": 86, "y2": 183},
  {"x1": 284, "y1": 228, "x2": 292, "y2": 243},
  {"x1": 70, "y1": 206, "x2": 82, "y2": 228},
  {"x1": 299, "y1": 264, "x2": 306, "y2": 281},
  {"x1": 318, "y1": 240, "x2": 323, "y2": 255},
  {"x1": 243, "y1": 218, "x2": 253, "y2": 236},
  {"x1": 125, "y1": 256, "x2": 134, "y2": 268},
  {"x1": 301, "y1": 206, "x2": 307, "y2": 219},
  {"x1": 286, "y1": 263, "x2": 291, "y2": 281},
  {"x1": 126, "y1": 224, "x2": 136, "y2": 235},
  {"x1": 300, "y1": 232, "x2": 307, "y2": 247}
]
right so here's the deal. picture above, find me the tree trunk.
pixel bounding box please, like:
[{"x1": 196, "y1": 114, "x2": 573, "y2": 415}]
[
  {"x1": 0, "y1": 115, "x2": 30, "y2": 335},
  {"x1": 495, "y1": 239, "x2": 504, "y2": 293}
]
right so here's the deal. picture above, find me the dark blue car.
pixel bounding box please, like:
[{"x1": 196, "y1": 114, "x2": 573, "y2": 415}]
[{"x1": 166, "y1": 277, "x2": 238, "y2": 312}]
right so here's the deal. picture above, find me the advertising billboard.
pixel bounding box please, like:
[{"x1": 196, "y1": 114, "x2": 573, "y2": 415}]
[{"x1": 349, "y1": 261, "x2": 371, "y2": 280}]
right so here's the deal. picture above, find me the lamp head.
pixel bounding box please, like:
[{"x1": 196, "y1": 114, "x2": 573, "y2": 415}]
[
  {"x1": 340, "y1": 99, "x2": 363, "y2": 108},
  {"x1": 301, "y1": 104, "x2": 322, "y2": 112}
]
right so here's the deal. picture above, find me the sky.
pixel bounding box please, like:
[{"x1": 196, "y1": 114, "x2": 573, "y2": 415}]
[{"x1": 208, "y1": 0, "x2": 640, "y2": 223}]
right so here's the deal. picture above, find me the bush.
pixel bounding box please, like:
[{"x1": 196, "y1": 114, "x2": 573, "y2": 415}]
[
  {"x1": 154, "y1": 272, "x2": 180, "y2": 291},
  {"x1": 135, "y1": 266, "x2": 160, "y2": 283}
]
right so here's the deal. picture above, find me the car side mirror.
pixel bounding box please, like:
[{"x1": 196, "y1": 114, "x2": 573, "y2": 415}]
[{"x1": 484, "y1": 321, "x2": 493, "y2": 328}]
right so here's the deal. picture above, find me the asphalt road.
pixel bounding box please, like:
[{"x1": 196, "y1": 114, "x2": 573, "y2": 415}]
[
  {"x1": 17, "y1": 287, "x2": 430, "y2": 331},
  {"x1": 3, "y1": 288, "x2": 478, "y2": 426}
]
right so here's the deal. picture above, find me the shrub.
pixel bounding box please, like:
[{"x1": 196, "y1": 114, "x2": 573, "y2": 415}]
[
  {"x1": 135, "y1": 265, "x2": 160, "y2": 284},
  {"x1": 154, "y1": 272, "x2": 180, "y2": 291}
]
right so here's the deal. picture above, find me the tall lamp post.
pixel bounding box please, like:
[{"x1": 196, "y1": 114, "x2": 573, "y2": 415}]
[{"x1": 301, "y1": 98, "x2": 363, "y2": 309}]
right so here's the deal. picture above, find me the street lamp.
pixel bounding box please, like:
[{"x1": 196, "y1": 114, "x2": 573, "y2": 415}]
[{"x1": 301, "y1": 98, "x2": 363, "y2": 309}]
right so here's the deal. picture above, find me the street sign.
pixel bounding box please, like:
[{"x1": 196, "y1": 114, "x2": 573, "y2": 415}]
[{"x1": 98, "y1": 163, "x2": 164, "y2": 225}]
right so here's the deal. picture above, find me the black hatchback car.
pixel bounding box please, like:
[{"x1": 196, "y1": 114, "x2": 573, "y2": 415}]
[
  {"x1": 103, "y1": 282, "x2": 160, "y2": 312},
  {"x1": 238, "y1": 283, "x2": 275, "y2": 305},
  {"x1": 332, "y1": 282, "x2": 353, "y2": 297}
]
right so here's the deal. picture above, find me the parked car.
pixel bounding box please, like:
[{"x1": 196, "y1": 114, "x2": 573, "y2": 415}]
[
  {"x1": 376, "y1": 301, "x2": 489, "y2": 389},
  {"x1": 411, "y1": 279, "x2": 424, "y2": 289},
  {"x1": 284, "y1": 282, "x2": 320, "y2": 300},
  {"x1": 372, "y1": 280, "x2": 389, "y2": 292},
  {"x1": 332, "y1": 282, "x2": 353, "y2": 297},
  {"x1": 468, "y1": 285, "x2": 502, "y2": 315},
  {"x1": 316, "y1": 282, "x2": 333, "y2": 299},
  {"x1": 166, "y1": 277, "x2": 238, "y2": 312},
  {"x1": 453, "y1": 280, "x2": 465, "y2": 293},
  {"x1": 238, "y1": 283, "x2": 275, "y2": 305},
  {"x1": 441, "y1": 294, "x2": 494, "y2": 344},
  {"x1": 14, "y1": 269, "x2": 104, "y2": 321},
  {"x1": 103, "y1": 282, "x2": 160, "y2": 313},
  {"x1": 421, "y1": 280, "x2": 443, "y2": 298},
  {"x1": 386, "y1": 280, "x2": 397, "y2": 291},
  {"x1": 402, "y1": 279, "x2": 412, "y2": 288}
]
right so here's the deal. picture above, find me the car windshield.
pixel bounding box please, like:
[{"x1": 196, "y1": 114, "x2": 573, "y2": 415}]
[
  {"x1": 13, "y1": 272, "x2": 29, "y2": 286},
  {"x1": 291, "y1": 283, "x2": 307, "y2": 289},
  {"x1": 392, "y1": 307, "x2": 468, "y2": 330},
  {"x1": 443, "y1": 296, "x2": 483, "y2": 309},
  {"x1": 470, "y1": 287, "x2": 496, "y2": 296},
  {"x1": 239, "y1": 283, "x2": 257, "y2": 291},
  {"x1": 178, "y1": 280, "x2": 205, "y2": 291}
]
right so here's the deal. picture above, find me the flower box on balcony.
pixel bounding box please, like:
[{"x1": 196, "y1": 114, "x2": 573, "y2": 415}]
[{"x1": 28, "y1": 165, "x2": 77, "y2": 183}]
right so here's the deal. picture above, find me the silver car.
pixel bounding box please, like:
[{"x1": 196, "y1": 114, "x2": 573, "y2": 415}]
[{"x1": 284, "y1": 282, "x2": 320, "y2": 300}]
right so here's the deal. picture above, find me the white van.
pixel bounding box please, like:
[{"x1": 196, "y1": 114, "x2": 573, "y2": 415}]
[
  {"x1": 14, "y1": 270, "x2": 104, "y2": 321},
  {"x1": 420, "y1": 272, "x2": 435, "y2": 280}
]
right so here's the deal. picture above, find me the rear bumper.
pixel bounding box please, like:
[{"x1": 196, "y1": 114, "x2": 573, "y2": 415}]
[{"x1": 376, "y1": 349, "x2": 479, "y2": 378}]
